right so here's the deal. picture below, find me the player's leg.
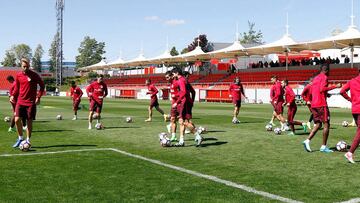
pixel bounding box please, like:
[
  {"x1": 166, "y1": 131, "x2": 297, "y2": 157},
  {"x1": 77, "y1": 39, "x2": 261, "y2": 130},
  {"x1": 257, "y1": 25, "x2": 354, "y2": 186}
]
[
  {"x1": 145, "y1": 106, "x2": 153, "y2": 122},
  {"x1": 345, "y1": 114, "x2": 360, "y2": 163},
  {"x1": 13, "y1": 116, "x2": 24, "y2": 147},
  {"x1": 72, "y1": 100, "x2": 78, "y2": 120},
  {"x1": 319, "y1": 107, "x2": 333, "y2": 153},
  {"x1": 287, "y1": 108, "x2": 295, "y2": 135},
  {"x1": 155, "y1": 105, "x2": 168, "y2": 122},
  {"x1": 26, "y1": 119, "x2": 33, "y2": 142},
  {"x1": 176, "y1": 118, "x2": 185, "y2": 146},
  {"x1": 303, "y1": 122, "x2": 321, "y2": 152},
  {"x1": 307, "y1": 105, "x2": 313, "y2": 129},
  {"x1": 88, "y1": 111, "x2": 94, "y2": 129},
  {"x1": 170, "y1": 116, "x2": 177, "y2": 141}
]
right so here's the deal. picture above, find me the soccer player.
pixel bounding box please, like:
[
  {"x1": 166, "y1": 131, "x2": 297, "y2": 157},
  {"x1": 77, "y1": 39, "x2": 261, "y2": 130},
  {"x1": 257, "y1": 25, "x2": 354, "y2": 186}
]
[
  {"x1": 270, "y1": 75, "x2": 287, "y2": 131},
  {"x1": 145, "y1": 79, "x2": 167, "y2": 122},
  {"x1": 301, "y1": 77, "x2": 314, "y2": 130},
  {"x1": 86, "y1": 75, "x2": 108, "y2": 129},
  {"x1": 183, "y1": 71, "x2": 203, "y2": 146},
  {"x1": 340, "y1": 68, "x2": 360, "y2": 163},
  {"x1": 165, "y1": 70, "x2": 179, "y2": 141},
  {"x1": 10, "y1": 58, "x2": 45, "y2": 148},
  {"x1": 229, "y1": 77, "x2": 246, "y2": 124},
  {"x1": 282, "y1": 80, "x2": 307, "y2": 136},
  {"x1": 172, "y1": 68, "x2": 202, "y2": 147},
  {"x1": 302, "y1": 64, "x2": 341, "y2": 153},
  {"x1": 268, "y1": 82, "x2": 278, "y2": 126},
  {"x1": 6, "y1": 75, "x2": 27, "y2": 132},
  {"x1": 70, "y1": 81, "x2": 83, "y2": 120}
]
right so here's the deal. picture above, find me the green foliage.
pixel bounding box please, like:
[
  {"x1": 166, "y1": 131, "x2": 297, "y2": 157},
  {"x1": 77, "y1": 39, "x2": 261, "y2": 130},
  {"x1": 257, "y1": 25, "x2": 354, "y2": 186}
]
[
  {"x1": 48, "y1": 33, "x2": 59, "y2": 73},
  {"x1": 32, "y1": 44, "x2": 44, "y2": 72},
  {"x1": 1, "y1": 50, "x2": 16, "y2": 67},
  {"x1": 240, "y1": 21, "x2": 264, "y2": 44},
  {"x1": 170, "y1": 46, "x2": 179, "y2": 56},
  {"x1": 187, "y1": 34, "x2": 212, "y2": 52},
  {"x1": 87, "y1": 71, "x2": 98, "y2": 79},
  {"x1": 76, "y1": 36, "x2": 106, "y2": 68},
  {"x1": 181, "y1": 48, "x2": 189, "y2": 54}
]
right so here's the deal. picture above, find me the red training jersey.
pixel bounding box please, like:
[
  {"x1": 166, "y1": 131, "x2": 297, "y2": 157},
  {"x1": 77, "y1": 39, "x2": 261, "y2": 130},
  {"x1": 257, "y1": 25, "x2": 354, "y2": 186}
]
[
  {"x1": 175, "y1": 76, "x2": 188, "y2": 104},
  {"x1": 301, "y1": 84, "x2": 312, "y2": 103},
  {"x1": 70, "y1": 86, "x2": 83, "y2": 101},
  {"x1": 311, "y1": 72, "x2": 336, "y2": 108},
  {"x1": 273, "y1": 81, "x2": 285, "y2": 103},
  {"x1": 170, "y1": 79, "x2": 179, "y2": 104},
  {"x1": 186, "y1": 82, "x2": 196, "y2": 103},
  {"x1": 340, "y1": 75, "x2": 360, "y2": 114},
  {"x1": 229, "y1": 83, "x2": 244, "y2": 101},
  {"x1": 86, "y1": 81, "x2": 108, "y2": 103},
  {"x1": 13, "y1": 70, "x2": 45, "y2": 106},
  {"x1": 147, "y1": 84, "x2": 158, "y2": 99},
  {"x1": 270, "y1": 85, "x2": 276, "y2": 102},
  {"x1": 284, "y1": 86, "x2": 296, "y2": 105}
]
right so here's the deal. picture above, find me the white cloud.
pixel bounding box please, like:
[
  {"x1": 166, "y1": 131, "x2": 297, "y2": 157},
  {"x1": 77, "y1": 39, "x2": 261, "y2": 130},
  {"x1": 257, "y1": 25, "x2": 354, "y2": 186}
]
[
  {"x1": 164, "y1": 19, "x2": 186, "y2": 26},
  {"x1": 144, "y1": 16, "x2": 160, "y2": 21}
]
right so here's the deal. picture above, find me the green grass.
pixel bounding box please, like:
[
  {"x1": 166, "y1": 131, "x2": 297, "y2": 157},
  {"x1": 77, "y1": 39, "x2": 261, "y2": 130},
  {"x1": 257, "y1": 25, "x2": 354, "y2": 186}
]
[{"x1": 0, "y1": 96, "x2": 358, "y2": 202}]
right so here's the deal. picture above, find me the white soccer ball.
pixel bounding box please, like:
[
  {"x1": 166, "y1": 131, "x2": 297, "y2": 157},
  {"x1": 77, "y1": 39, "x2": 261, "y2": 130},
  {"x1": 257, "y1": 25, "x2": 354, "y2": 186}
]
[
  {"x1": 342, "y1": 121, "x2": 349, "y2": 127},
  {"x1": 265, "y1": 124, "x2": 273, "y2": 131},
  {"x1": 336, "y1": 140, "x2": 347, "y2": 152},
  {"x1": 56, "y1": 115, "x2": 62, "y2": 120},
  {"x1": 126, "y1": 116, "x2": 133, "y2": 123},
  {"x1": 19, "y1": 140, "x2": 31, "y2": 152},
  {"x1": 95, "y1": 123, "x2": 104, "y2": 130},
  {"x1": 198, "y1": 126, "x2": 207, "y2": 134},
  {"x1": 274, "y1": 127, "x2": 282, "y2": 135},
  {"x1": 159, "y1": 132, "x2": 171, "y2": 147},
  {"x1": 4, "y1": 116, "x2": 11, "y2": 122}
]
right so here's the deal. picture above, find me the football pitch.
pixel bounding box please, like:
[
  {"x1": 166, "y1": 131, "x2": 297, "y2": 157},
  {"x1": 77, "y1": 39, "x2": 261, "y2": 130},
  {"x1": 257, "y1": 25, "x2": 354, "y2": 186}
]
[{"x1": 0, "y1": 96, "x2": 359, "y2": 203}]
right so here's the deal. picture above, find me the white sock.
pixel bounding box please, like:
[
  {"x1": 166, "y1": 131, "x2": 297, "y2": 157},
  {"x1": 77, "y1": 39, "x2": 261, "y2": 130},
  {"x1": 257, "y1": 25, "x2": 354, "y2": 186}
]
[
  {"x1": 89, "y1": 122, "x2": 92, "y2": 127},
  {"x1": 179, "y1": 135, "x2": 184, "y2": 143},
  {"x1": 304, "y1": 139, "x2": 310, "y2": 143},
  {"x1": 18, "y1": 135, "x2": 23, "y2": 140},
  {"x1": 171, "y1": 133, "x2": 176, "y2": 137},
  {"x1": 97, "y1": 119, "x2": 100, "y2": 124},
  {"x1": 26, "y1": 138, "x2": 30, "y2": 142},
  {"x1": 320, "y1": 145, "x2": 326, "y2": 149}
]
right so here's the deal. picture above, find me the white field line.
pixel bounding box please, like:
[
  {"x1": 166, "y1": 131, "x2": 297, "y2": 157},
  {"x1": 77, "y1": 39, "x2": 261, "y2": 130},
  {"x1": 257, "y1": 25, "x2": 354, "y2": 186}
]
[
  {"x1": 338, "y1": 198, "x2": 360, "y2": 203},
  {"x1": 0, "y1": 147, "x2": 303, "y2": 203}
]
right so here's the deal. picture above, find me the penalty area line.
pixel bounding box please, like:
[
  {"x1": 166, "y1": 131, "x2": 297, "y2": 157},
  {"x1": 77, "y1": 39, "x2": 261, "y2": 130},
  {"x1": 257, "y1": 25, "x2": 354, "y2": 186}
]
[
  {"x1": 338, "y1": 198, "x2": 360, "y2": 203},
  {"x1": 0, "y1": 147, "x2": 303, "y2": 203}
]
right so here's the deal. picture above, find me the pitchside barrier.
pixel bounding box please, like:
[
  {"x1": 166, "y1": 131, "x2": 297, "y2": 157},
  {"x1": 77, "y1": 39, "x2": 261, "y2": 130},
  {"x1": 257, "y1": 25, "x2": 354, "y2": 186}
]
[{"x1": 60, "y1": 84, "x2": 351, "y2": 109}]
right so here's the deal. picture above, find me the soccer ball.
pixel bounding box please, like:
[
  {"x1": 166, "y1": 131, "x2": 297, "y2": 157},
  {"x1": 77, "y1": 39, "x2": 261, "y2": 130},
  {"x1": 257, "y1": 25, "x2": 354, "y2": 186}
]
[
  {"x1": 159, "y1": 132, "x2": 171, "y2": 147},
  {"x1": 56, "y1": 115, "x2": 62, "y2": 120},
  {"x1": 19, "y1": 140, "x2": 31, "y2": 152},
  {"x1": 198, "y1": 126, "x2": 207, "y2": 134},
  {"x1": 4, "y1": 116, "x2": 11, "y2": 122},
  {"x1": 336, "y1": 140, "x2": 347, "y2": 152},
  {"x1": 274, "y1": 127, "x2": 282, "y2": 135},
  {"x1": 126, "y1": 116, "x2": 133, "y2": 123},
  {"x1": 342, "y1": 121, "x2": 349, "y2": 127},
  {"x1": 95, "y1": 123, "x2": 104, "y2": 130},
  {"x1": 265, "y1": 124, "x2": 273, "y2": 131}
]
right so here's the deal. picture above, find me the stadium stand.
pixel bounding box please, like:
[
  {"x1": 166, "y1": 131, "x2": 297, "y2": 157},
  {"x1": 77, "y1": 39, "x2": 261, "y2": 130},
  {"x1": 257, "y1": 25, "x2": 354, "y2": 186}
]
[{"x1": 0, "y1": 67, "x2": 21, "y2": 94}]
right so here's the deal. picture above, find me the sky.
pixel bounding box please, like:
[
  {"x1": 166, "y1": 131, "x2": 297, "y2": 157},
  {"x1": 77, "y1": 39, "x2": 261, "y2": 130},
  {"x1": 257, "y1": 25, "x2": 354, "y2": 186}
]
[{"x1": 0, "y1": 0, "x2": 358, "y2": 62}]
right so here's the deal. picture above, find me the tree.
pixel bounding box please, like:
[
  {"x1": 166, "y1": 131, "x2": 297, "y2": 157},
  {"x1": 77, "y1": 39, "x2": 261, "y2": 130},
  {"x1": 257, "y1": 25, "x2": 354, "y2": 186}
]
[
  {"x1": 13, "y1": 44, "x2": 32, "y2": 66},
  {"x1": 1, "y1": 50, "x2": 16, "y2": 67},
  {"x1": 32, "y1": 44, "x2": 44, "y2": 72},
  {"x1": 76, "y1": 36, "x2": 106, "y2": 68},
  {"x1": 48, "y1": 33, "x2": 59, "y2": 73},
  {"x1": 170, "y1": 46, "x2": 179, "y2": 56},
  {"x1": 181, "y1": 48, "x2": 189, "y2": 54},
  {"x1": 240, "y1": 21, "x2": 263, "y2": 44},
  {"x1": 187, "y1": 34, "x2": 212, "y2": 52}
]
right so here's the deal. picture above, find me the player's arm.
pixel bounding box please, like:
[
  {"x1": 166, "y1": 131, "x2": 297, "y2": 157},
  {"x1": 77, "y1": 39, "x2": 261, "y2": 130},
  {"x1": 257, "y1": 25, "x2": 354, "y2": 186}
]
[
  {"x1": 320, "y1": 78, "x2": 340, "y2": 92},
  {"x1": 301, "y1": 86, "x2": 309, "y2": 101},
  {"x1": 228, "y1": 85, "x2": 233, "y2": 97},
  {"x1": 79, "y1": 88, "x2": 84, "y2": 98},
  {"x1": 86, "y1": 84, "x2": 93, "y2": 98},
  {"x1": 175, "y1": 80, "x2": 186, "y2": 105},
  {"x1": 35, "y1": 74, "x2": 45, "y2": 104},
  {"x1": 240, "y1": 84, "x2": 246, "y2": 98},
  {"x1": 189, "y1": 84, "x2": 196, "y2": 102},
  {"x1": 103, "y1": 84, "x2": 108, "y2": 98},
  {"x1": 273, "y1": 85, "x2": 281, "y2": 103},
  {"x1": 152, "y1": 86, "x2": 158, "y2": 96},
  {"x1": 10, "y1": 76, "x2": 19, "y2": 103},
  {"x1": 340, "y1": 82, "x2": 351, "y2": 102}
]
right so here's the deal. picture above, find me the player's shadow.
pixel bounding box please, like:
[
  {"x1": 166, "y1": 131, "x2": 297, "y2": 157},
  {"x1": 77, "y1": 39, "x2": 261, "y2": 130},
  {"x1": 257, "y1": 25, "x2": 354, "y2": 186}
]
[
  {"x1": 32, "y1": 144, "x2": 97, "y2": 149},
  {"x1": 105, "y1": 126, "x2": 141, "y2": 129},
  {"x1": 199, "y1": 141, "x2": 228, "y2": 147},
  {"x1": 205, "y1": 130, "x2": 226, "y2": 133},
  {"x1": 295, "y1": 132, "x2": 309, "y2": 135},
  {"x1": 33, "y1": 129, "x2": 74, "y2": 133},
  {"x1": 34, "y1": 120, "x2": 50, "y2": 123},
  {"x1": 240, "y1": 121, "x2": 265, "y2": 124}
]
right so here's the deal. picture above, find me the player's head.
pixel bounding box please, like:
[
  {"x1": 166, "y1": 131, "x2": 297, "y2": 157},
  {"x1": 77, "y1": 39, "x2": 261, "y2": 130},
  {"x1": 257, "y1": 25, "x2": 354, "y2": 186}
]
[
  {"x1": 165, "y1": 71, "x2": 173, "y2": 81},
  {"x1": 71, "y1": 81, "x2": 76, "y2": 87},
  {"x1": 97, "y1": 74, "x2": 104, "y2": 83},
  {"x1": 234, "y1": 77, "x2": 240, "y2": 84},
  {"x1": 6, "y1": 75, "x2": 14, "y2": 83},
  {"x1": 281, "y1": 79, "x2": 289, "y2": 87},
  {"x1": 270, "y1": 75, "x2": 278, "y2": 83},
  {"x1": 172, "y1": 67, "x2": 183, "y2": 78},
  {"x1": 308, "y1": 76, "x2": 314, "y2": 85},
  {"x1": 21, "y1": 58, "x2": 30, "y2": 72},
  {"x1": 145, "y1": 79, "x2": 151, "y2": 85},
  {"x1": 320, "y1": 64, "x2": 330, "y2": 76}
]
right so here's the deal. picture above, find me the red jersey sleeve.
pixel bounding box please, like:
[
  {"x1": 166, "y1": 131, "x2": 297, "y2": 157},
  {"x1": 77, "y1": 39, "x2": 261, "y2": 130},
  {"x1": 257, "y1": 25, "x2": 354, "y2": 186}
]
[
  {"x1": 340, "y1": 82, "x2": 351, "y2": 102},
  {"x1": 320, "y1": 77, "x2": 336, "y2": 93},
  {"x1": 228, "y1": 84, "x2": 233, "y2": 96},
  {"x1": 86, "y1": 83, "x2": 94, "y2": 97},
  {"x1": 176, "y1": 78, "x2": 186, "y2": 104},
  {"x1": 78, "y1": 87, "x2": 84, "y2": 98},
  {"x1": 36, "y1": 73, "x2": 45, "y2": 98},
  {"x1": 12, "y1": 75, "x2": 20, "y2": 99},
  {"x1": 103, "y1": 83, "x2": 108, "y2": 98},
  {"x1": 189, "y1": 84, "x2": 195, "y2": 102}
]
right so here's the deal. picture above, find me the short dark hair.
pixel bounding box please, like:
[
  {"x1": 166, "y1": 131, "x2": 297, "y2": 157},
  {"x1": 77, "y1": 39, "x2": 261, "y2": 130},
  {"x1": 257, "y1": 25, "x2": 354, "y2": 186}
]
[
  {"x1": 6, "y1": 75, "x2": 14, "y2": 81},
  {"x1": 271, "y1": 75, "x2": 278, "y2": 80},
  {"x1": 71, "y1": 81, "x2": 76, "y2": 85},
  {"x1": 146, "y1": 79, "x2": 151, "y2": 83},
  {"x1": 165, "y1": 71, "x2": 172, "y2": 76},
  {"x1": 283, "y1": 79, "x2": 289, "y2": 85},
  {"x1": 183, "y1": 71, "x2": 190, "y2": 77},
  {"x1": 320, "y1": 64, "x2": 329, "y2": 72},
  {"x1": 172, "y1": 67, "x2": 183, "y2": 76},
  {"x1": 98, "y1": 74, "x2": 104, "y2": 78}
]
